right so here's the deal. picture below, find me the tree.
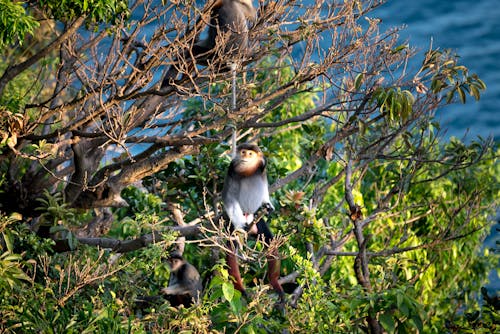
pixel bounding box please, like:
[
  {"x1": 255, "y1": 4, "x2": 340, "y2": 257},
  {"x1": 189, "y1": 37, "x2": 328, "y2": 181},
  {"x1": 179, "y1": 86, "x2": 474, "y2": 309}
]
[{"x1": 0, "y1": 0, "x2": 498, "y2": 333}]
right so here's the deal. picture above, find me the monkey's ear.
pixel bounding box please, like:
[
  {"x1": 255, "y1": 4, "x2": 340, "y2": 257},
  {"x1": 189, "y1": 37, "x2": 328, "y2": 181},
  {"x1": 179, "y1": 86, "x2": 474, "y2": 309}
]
[{"x1": 259, "y1": 157, "x2": 267, "y2": 171}]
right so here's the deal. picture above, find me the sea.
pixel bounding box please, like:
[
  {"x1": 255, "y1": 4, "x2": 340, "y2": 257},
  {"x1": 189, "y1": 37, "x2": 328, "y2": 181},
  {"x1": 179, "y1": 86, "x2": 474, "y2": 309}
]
[{"x1": 372, "y1": 0, "x2": 500, "y2": 142}]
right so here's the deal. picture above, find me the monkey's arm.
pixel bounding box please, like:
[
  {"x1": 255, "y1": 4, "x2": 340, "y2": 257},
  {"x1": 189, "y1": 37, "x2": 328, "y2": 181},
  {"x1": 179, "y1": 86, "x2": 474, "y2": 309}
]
[
  {"x1": 260, "y1": 174, "x2": 275, "y2": 211},
  {"x1": 161, "y1": 284, "x2": 193, "y2": 296}
]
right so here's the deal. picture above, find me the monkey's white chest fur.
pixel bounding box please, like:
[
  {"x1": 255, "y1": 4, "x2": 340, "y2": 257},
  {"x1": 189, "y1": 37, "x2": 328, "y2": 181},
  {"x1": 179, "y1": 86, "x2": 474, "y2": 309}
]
[{"x1": 238, "y1": 175, "x2": 267, "y2": 215}]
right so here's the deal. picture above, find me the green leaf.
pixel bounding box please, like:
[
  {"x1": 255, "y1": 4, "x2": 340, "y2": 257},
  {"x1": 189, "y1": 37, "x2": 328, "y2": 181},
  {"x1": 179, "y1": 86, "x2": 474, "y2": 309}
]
[
  {"x1": 354, "y1": 73, "x2": 364, "y2": 90},
  {"x1": 457, "y1": 86, "x2": 466, "y2": 103},
  {"x1": 67, "y1": 232, "x2": 77, "y2": 250},
  {"x1": 476, "y1": 77, "x2": 487, "y2": 90},
  {"x1": 411, "y1": 314, "x2": 424, "y2": 332},
  {"x1": 470, "y1": 85, "x2": 480, "y2": 101},
  {"x1": 431, "y1": 78, "x2": 443, "y2": 93},
  {"x1": 379, "y1": 312, "x2": 395, "y2": 332},
  {"x1": 222, "y1": 281, "x2": 235, "y2": 302},
  {"x1": 3, "y1": 230, "x2": 14, "y2": 252},
  {"x1": 446, "y1": 90, "x2": 454, "y2": 104},
  {"x1": 396, "y1": 292, "x2": 403, "y2": 309},
  {"x1": 358, "y1": 120, "x2": 366, "y2": 135},
  {"x1": 391, "y1": 44, "x2": 409, "y2": 53}
]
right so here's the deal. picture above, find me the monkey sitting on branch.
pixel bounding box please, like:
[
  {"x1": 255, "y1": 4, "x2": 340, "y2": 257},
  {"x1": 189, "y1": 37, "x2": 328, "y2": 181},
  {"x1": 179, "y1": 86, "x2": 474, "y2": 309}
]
[
  {"x1": 162, "y1": 0, "x2": 257, "y2": 86},
  {"x1": 160, "y1": 252, "x2": 203, "y2": 307},
  {"x1": 222, "y1": 143, "x2": 285, "y2": 303},
  {"x1": 135, "y1": 252, "x2": 202, "y2": 309}
]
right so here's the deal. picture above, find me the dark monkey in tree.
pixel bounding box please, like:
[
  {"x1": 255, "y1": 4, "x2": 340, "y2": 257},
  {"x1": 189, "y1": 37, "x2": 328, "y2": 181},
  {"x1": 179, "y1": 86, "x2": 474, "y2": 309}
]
[
  {"x1": 222, "y1": 143, "x2": 285, "y2": 302},
  {"x1": 160, "y1": 253, "x2": 203, "y2": 307},
  {"x1": 162, "y1": 0, "x2": 257, "y2": 85}
]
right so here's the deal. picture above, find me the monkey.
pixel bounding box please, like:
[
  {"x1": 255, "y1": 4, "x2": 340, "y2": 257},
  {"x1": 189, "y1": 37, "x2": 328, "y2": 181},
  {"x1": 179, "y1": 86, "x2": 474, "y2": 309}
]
[
  {"x1": 162, "y1": 0, "x2": 257, "y2": 86},
  {"x1": 223, "y1": 143, "x2": 274, "y2": 232},
  {"x1": 221, "y1": 143, "x2": 285, "y2": 303},
  {"x1": 133, "y1": 253, "x2": 202, "y2": 311},
  {"x1": 160, "y1": 252, "x2": 203, "y2": 307}
]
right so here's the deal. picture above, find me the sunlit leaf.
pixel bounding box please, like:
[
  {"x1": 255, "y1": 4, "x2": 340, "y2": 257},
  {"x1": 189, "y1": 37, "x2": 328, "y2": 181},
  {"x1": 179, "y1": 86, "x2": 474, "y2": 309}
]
[{"x1": 222, "y1": 281, "x2": 234, "y2": 302}]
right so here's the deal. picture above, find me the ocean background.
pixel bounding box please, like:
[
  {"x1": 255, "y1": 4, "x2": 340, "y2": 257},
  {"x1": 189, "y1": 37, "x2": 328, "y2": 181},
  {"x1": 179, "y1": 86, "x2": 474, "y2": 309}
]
[
  {"x1": 372, "y1": 0, "x2": 500, "y2": 142},
  {"x1": 371, "y1": 0, "x2": 499, "y2": 294}
]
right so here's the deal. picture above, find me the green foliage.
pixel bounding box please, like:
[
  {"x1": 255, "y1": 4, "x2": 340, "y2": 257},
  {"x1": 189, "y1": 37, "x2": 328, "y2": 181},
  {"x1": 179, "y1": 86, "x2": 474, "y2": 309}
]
[
  {"x1": 286, "y1": 246, "x2": 339, "y2": 332},
  {"x1": 0, "y1": 213, "x2": 31, "y2": 294},
  {"x1": 370, "y1": 86, "x2": 415, "y2": 123},
  {"x1": 0, "y1": 231, "x2": 137, "y2": 333},
  {"x1": 200, "y1": 262, "x2": 287, "y2": 333},
  {"x1": 423, "y1": 49, "x2": 487, "y2": 103},
  {"x1": 38, "y1": 0, "x2": 129, "y2": 25},
  {"x1": 0, "y1": 0, "x2": 39, "y2": 46},
  {"x1": 33, "y1": 190, "x2": 93, "y2": 250},
  {"x1": 0, "y1": 211, "x2": 22, "y2": 252},
  {"x1": 36, "y1": 190, "x2": 77, "y2": 226},
  {"x1": 109, "y1": 186, "x2": 177, "y2": 240},
  {"x1": 375, "y1": 286, "x2": 425, "y2": 333},
  {"x1": 114, "y1": 186, "x2": 165, "y2": 220},
  {"x1": 0, "y1": 53, "x2": 57, "y2": 146},
  {"x1": 448, "y1": 287, "x2": 500, "y2": 333}
]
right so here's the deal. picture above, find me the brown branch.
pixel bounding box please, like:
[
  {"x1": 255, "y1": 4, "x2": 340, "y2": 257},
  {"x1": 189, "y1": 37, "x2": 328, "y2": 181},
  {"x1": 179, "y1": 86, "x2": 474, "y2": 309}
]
[
  {"x1": 75, "y1": 224, "x2": 201, "y2": 253},
  {"x1": 0, "y1": 17, "x2": 85, "y2": 96},
  {"x1": 168, "y1": 202, "x2": 187, "y2": 254},
  {"x1": 70, "y1": 145, "x2": 199, "y2": 209},
  {"x1": 345, "y1": 157, "x2": 383, "y2": 334}
]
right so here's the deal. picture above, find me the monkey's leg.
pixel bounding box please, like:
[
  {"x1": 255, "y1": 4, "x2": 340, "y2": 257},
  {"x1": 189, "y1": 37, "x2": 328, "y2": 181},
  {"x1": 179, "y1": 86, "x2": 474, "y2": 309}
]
[
  {"x1": 267, "y1": 251, "x2": 285, "y2": 303},
  {"x1": 226, "y1": 241, "x2": 247, "y2": 296},
  {"x1": 256, "y1": 220, "x2": 285, "y2": 302}
]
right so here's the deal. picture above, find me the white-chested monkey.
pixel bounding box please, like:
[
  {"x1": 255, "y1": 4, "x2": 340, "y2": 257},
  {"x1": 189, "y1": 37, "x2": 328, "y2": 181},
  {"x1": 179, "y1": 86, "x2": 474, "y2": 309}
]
[
  {"x1": 223, "y1": 143, "x2": 274, "y2": 232},
  {"x1": 160, "y1": 253, "x2": 202, "y2": 307},
  {"x1": 162, "y1": 0, "x2": 257, "y2": 86},
  {"x1": 222, "y1": 143, "x2": 285, "y2": 302}
]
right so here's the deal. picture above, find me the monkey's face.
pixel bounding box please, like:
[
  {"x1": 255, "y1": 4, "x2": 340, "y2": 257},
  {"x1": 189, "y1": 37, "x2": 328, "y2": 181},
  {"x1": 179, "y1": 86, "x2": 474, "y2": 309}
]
[
  {"x1": 235, "y1": 148, "x2": 263, "y2": 176},
  {"x1": 168, "y1": 258, "x2": 184, "y2": 272},
  {"x1": 239, "y1": 148, "x2": 258, "y2": 162}
]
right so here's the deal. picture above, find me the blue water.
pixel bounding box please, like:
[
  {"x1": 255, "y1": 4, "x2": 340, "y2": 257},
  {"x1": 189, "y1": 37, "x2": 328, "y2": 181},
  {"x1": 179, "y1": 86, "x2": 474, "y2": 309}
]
[{"x1": 372, "y1": 0, "x2": 500, "y2": 142}]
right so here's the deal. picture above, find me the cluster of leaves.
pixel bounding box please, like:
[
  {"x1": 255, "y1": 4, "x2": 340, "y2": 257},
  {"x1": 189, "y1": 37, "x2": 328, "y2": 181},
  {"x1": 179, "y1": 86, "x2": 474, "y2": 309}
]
[
  {"x1": 0, "y1": 0, "x2": 129, "y2": 48},
  {"x1": 0, "y1": 0, "x2": 39, "y2": 46},
  {"x1": 424, "y1": 49, "x2": 487, "y2": 103},
  {"x1": 38, "y1": 0, "x2": 130, "y2": 25}
]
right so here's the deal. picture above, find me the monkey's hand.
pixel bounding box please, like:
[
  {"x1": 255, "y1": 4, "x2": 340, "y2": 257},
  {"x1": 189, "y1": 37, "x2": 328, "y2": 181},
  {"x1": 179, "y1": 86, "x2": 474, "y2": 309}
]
[
  {"x1": 161, "y1": 285, "x2": 189, "y2": 296},
  {"x1": 244, "y1": 222, "x2": 258, "y2": 235},
  {"x1": 262, "y1": 202, "x2": 275, "y2": 214},
  {"x1": 161, "y1": 286, "x2": 172, "y2": 295}
]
